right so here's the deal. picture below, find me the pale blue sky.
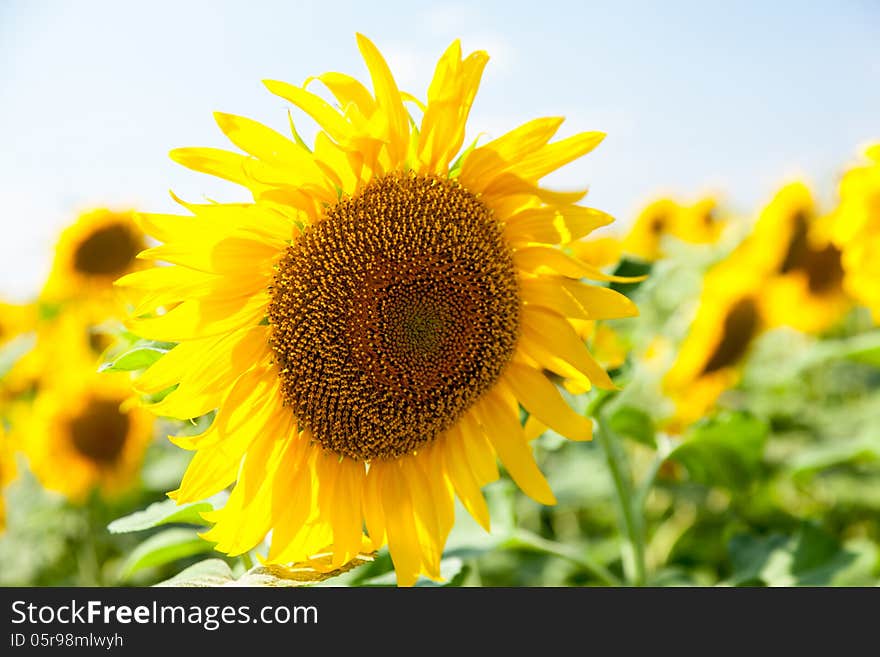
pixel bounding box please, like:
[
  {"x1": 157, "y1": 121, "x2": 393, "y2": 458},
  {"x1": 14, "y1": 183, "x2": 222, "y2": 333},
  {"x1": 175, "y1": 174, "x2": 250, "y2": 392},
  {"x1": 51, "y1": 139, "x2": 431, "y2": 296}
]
[{"x1": 1, "y1": 0, "x2": 878, "y2": 300}]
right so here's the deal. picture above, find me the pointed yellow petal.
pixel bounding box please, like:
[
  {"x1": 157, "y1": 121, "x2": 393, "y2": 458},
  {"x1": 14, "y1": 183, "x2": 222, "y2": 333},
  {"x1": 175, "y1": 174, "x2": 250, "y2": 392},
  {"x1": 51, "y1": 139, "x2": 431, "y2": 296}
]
[
  {"x1": 442, "y1": 427, "x2": 491, "y2": 530},
  {"x1": 502, "y1": 362, "x2": 593, "y2": 441},
  {"x1": 519, "y1": 305, "x2": 616, "y2": 390},
  {"x1": 263, "y1": 79, "x2": 354, "y2": 144},
  {"x1": 355, "y1": 33, "x2": 410, "y2": 165},
  {"x1": 310, "y1": 72, "x2": 377, "y2": 117},
  {"x1": 505, "y1": 205, "x2": 614, "y2": 245},
  {"x1": 475, "y1": 392, "x2": 556, "y2": 505},
  {"x1": 460, "y1": 117, "x2": 563, "y2": 190},
  {"x1": 169, "y1": 147, "x2": 253, "y2": 187},
  {"x1": 419, "y1": 41, "x2": 489, "y2": 173},
  {"x1": 514, "y1": 246, "x2": 645, "y2": 282},
  {"x1": 512, "y1": 131, "x2": 605, "y2": 180}
]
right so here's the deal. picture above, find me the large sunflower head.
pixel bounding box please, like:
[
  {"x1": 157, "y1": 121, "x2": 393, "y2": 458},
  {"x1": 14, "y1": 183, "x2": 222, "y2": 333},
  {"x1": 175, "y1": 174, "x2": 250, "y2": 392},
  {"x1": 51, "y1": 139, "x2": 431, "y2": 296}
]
[
  {"x1": 830, "y1": 144, "x2": 880, "y2": 323},
  {"x1": 743, "y1": 182, "x2": 850, "y2": 333},
  {"x1": 120, "y1": 34, "x2": 638, "y2": 585},
  {"x1": 663, "y1": 251, "x2": 765, "y2": 430},
  {"x1": 42, "y1": 209, "x2": 148, "y2": 307},
  {"x1": 24, "y1": 364, "x2": 154, "y2": 502}
]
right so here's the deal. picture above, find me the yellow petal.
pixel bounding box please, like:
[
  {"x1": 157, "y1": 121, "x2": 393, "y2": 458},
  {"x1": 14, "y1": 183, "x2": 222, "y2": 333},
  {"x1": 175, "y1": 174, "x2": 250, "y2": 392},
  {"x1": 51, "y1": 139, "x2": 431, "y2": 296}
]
[
  {"x1": 310, "y1": 72, "x2": 377, "y2": 117},
  {"x1": 502, "y1": 362, "x2": 593, "y2": 441},
  {"x1": 460, "y1": 117, "x2": 563, "y2": 190},
  {"x1": 505, "y1": 205, "x2": 614, "y2": 244},
  {"x1": 514, "y1": 246, "x2": 646, "y2": 282},
  {"x1": 519, "y1": 305, "x2": 616, "y2": 390},
  {"x1": 442, "y1": 427, "x2": 491, "y2": 530},
  {"x1": 263, "y1": 79, "x2": 354, "y2": 144},
  {"x1": 169, "y1": 147, "x2": 254, "y2": 187},
  {"x1": 356, "y1": 33, "x2": 410, "y2": 166},
  {"x1": 511, "y1": 131, "x2": 605, "y2": 181},
  {"x1": 475, "y1": 392, "x2": 556, "y2": 505},
  {"x1": 127, "y1": 292, "x2": 268, "y2": 342}
]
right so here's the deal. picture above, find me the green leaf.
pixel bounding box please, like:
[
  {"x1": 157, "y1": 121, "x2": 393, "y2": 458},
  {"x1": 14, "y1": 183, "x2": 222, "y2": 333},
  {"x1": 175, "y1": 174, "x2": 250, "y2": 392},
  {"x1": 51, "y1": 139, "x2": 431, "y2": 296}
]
[
  {"x1": 154, "y1": 559, "x2": 234, "y2": 587},
  {"x1": 789, "y1": 437, "x2": 880, "y2": 478},
  {"x1": 668, "y1": 412, "x2": 767, "y2": 490},
  {"x1": 609, "y1": 258, "x2": 652, "y2": 295},
  {"x1": 108, "y1": 498, "x2": 214, "y2": 534},
  {"x1": 100, "y1": 345, "x2": 168, "y2": 372},
  {"x1": 607, "y1": 405, "x2": 656, "y2": 447},
  {"x1": 120, "y1": 528, "x2": 216, "y2": 581},
  {"x1": 727, "y1": 523, "x2": 877, "y2": 586}
]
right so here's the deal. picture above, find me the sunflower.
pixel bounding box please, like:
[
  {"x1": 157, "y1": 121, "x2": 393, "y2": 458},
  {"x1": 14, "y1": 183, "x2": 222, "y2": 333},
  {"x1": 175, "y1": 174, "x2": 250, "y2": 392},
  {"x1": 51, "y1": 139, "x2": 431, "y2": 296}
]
[
  {"x1": 118, "y1": 34, "x2": 638, "y2": 585},
  {"x1": 674, "y1": 197, "x2": 725, "y2": 245},
  {"x1": 0, "y1": 301, "x2": 36, "y2": 348},
  {"x1": 42, "y1": 209, "x2": 148, "y2": 308},
  {"x1": 0, "y1": 426, "x2": 14, "y2": 531},
  {"x1": 744, "y1": 183, "x2": 850, "y2": 334},
  {"x1": 622, "y1": 198, "x2": 681, "y2": 262},
  {"x1": 24, "y1": 363, "x2": 154, "y2": 502},
  {"x1": 830, "y1": 144, "x2": 880, "y2": 322},
  {"x1": 570, "y1": 235, "x2": 623, "y2": 268},
  {"x1": 663, "y1": 252, "x2": 765, "y2": 430},
  {"x1": 1, "y1": 303, "x2": 114, "y2": 414}
]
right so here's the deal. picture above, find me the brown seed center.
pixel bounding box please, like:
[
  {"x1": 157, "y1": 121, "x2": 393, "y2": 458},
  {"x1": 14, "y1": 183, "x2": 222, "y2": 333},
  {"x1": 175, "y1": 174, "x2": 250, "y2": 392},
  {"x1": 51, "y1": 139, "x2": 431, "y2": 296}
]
[
  {"x1": 69, "y1": 399, "x2": 130, "y2": 464},
  {"x1": 701, "y1": 296, "x2": 759, "y2": 375},
  {"x1": 268, "y1": 173, "x2": 521, "y2": 461},
  {"x1": 73, "y1": 223, "x2": 142, "y2": 276}
]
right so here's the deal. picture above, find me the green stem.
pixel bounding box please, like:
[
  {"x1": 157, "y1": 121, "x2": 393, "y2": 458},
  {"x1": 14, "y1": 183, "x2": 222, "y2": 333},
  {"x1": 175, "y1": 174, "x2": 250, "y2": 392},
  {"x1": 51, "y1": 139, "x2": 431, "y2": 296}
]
[
  {"x1": 508, "y1": 529, "x2": 622, "y2": 587},
  {"x1": 80, "y1": 500, "x2": 105, "y2": 586},
  {"x1": 595, "y1": 408, "x2": 647, "y2": 587},
  {"x1": 634, "y1": 435, "x2": 674, "y2": 516},
  {"x1": 240, "y1": 551, "x2": 255, "y2": 571}
]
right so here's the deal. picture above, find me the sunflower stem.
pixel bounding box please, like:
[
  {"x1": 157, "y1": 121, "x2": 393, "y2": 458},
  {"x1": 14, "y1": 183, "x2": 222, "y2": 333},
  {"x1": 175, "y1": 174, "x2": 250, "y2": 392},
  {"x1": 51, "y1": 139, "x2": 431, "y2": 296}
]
[
  {"x1": 240, "y1": 551, "x2": 255, "y2": 571},
  {"x1": 508, "y1": 529, "x2": 622, "y2": 587},
  {"x1": 593, "y1": 397, "x2": 647, "y2": 587}
]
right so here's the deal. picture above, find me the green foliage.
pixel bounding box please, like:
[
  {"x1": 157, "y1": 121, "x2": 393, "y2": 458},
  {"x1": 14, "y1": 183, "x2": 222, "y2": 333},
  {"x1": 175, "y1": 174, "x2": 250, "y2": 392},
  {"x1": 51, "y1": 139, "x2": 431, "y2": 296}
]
[
  {"x1": 120, "y1": 528, "x2": 216, "y2": 581},
  {"x1": 727, "y1": 523, "x2": 878, "y2": 586},
  {"x1": 100, "y1": 343, "x2": 171, "y2": 372},
  {"x1": 668, "y1": 412, "x2": 768, "y2": 490},
  {"x1": 608, "y1": 405, "x2": 656, "y2": 448},
  {"x1": 108, "y1": 499, "x2": 213, "y2": 533}
]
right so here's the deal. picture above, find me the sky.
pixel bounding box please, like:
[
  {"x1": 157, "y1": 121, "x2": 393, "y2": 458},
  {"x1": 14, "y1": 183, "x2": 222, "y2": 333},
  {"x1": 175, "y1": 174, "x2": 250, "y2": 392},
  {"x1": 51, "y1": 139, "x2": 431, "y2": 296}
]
[{"x1": 0, "y1": 0, "x2": 878, "y2": 300}]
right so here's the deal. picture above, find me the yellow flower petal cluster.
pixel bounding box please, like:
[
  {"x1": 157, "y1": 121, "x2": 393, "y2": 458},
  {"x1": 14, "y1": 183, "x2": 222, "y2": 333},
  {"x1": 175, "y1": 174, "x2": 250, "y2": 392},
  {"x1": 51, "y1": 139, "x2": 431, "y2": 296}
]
[
  {"x1": 831, "y1": 144, "x2": 880, "y2": 322},
  {"x1": 120, "y1": 35, "x2": 638, "y2": 585}
]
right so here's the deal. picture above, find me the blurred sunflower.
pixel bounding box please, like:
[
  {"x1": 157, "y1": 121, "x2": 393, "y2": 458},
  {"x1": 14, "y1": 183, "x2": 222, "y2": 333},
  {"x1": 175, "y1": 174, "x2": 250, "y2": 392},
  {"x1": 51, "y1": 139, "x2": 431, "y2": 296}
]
[
  {"x1": 0, "y1": 301, "x2": 36, "y2": 348},
  {"x1": 120, "y1": 34, "x2": 638, "y2": 585},
  {"x1": 622, "y1": 198, "x2": 681, "y2": 262},
  {"x1": 24, "y1": 364, "x2": 154, "y2": 502},
  {"x1": 746, "y1": 183, "x2": 850, "y2": 333},
  {"x1": 622, "y1": 196, "x2": 726, "y2": 263},
  {"x1": 0, "y1": 426, "x2": 14, "y2": 531},
  {"x1": 2, "y1": 304, "x2": 114, "y2": 413},
  {"x1": 830, "y1": 144, "x2": 880, "y2": 323},
  {"x1": 674, "y1": 197, "x2": 725, "y2": 245},
  {"x1": 570, "y1": 235, "x2": 623, "y2": 268},
  {"x1": 42, "y1": 209, "x2": 148, "y2": 308},
  {"x1": 663, "y1": 253, "x2": 765, "y2": 430}
]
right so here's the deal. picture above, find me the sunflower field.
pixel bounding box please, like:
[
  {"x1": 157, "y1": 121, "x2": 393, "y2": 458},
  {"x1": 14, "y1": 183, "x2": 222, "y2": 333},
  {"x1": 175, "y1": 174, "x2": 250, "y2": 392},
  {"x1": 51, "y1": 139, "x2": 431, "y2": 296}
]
[{"x1": 1, "y1": 19, "x2": 879, "y2": 590}]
